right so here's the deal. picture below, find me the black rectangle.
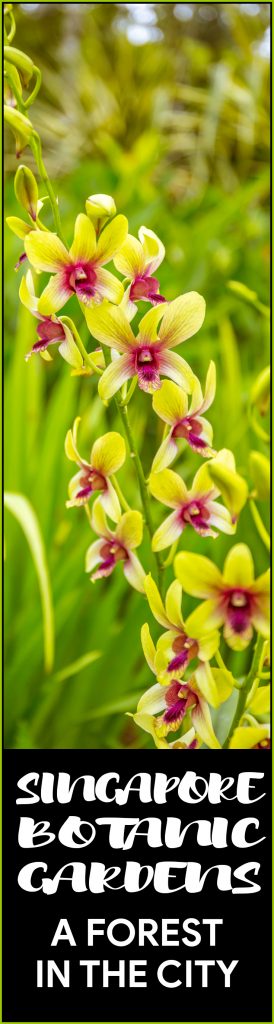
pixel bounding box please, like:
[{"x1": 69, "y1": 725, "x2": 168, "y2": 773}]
[{"x1": 2, "y1": 748, "x2": 272, "y2": 1023}]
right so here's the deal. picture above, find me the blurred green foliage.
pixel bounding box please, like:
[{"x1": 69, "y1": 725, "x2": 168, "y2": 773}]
[{"x1": 4, "y1": 3, "x2": 270, "y2": 749}]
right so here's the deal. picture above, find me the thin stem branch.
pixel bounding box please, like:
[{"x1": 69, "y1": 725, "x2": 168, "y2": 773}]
[
  {"x1": 117, "y1": 401, "x2": 164, "y2": 593},
  {"x1": 249, "y1": 499, "x2": 270, "y2": 551},
  {"x1": 112, "y1": 475, "x2": 131, "y2": 512},
  {"x1": 30, "y1": 132, "x2": 66, "y2": 244},
  {"x1": 223, "y1": 634, "x2": 265, "y2": 748}
]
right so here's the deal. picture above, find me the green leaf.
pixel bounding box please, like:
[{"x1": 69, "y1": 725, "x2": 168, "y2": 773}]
[{"x1": 4, "y1": 491, "x2": 55, "y2": 672}]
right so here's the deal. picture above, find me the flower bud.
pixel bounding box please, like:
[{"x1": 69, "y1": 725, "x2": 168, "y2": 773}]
[
  {"x1": 249, "y1": 451, "x2": 270, "y2": 501},
  {"x1": 251, "y1": 365, "x2": 270, "y2": 416},
  {"x1": 14, "y1": 164, "x2": 38, "y2": 220},
  {"x1": 4, "y1": 104, "x2": 33, "y2": 156},
  {"x1": 85, "y1": 193, "x2": 116, "y2": 224},
  {"x1": 6, "y1": 215, "x2": 33, "y2": 239},
  {"x1": 4, "y1": 45, "x2": 34, "y2": 85},
  {"x1": 207, "y1": 460, "x2": 248, "y2": 520},
  {"x1": 4, "y1": 62, "x2": 22, "y2": 104}
]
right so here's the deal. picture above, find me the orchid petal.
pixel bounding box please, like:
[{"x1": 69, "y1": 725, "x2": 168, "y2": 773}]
[
  {"x1": 149, "y1": 468, "x2": 188, "y2": 508},
  {"x1": 38, "y1": 273, "x2": 71, "y2": 315},
  {"x1": 116, "y1": 510, "x2": 143, "y2": 550},
  {"x1": 95, "y1": 214, "x2": 128, "y2": 264},
  {"x1": 141, "y1": 623, "x2": 157, "y2": 673},
  {"x1": 98, "y1": 353, "x2": 133, "y2": 401},
  {"x1": 152, "y1": 510, "x2": 183, "y2": 551},
  {"x1": 123, "y1": 552, "x2": 145, "y2": 593},
  {"x1": 144, "y1": 574, "x2": 171, "y2": 629},
  {"x1": 114, "y1": 234, "x2": 144, "y2": 278},
  {"x1": 175, "y1": 552, "x2": 222, "y2": 597},
  {"x1": 69, "y1": 213, "x2": 96, "y2": 262},
  {"x1": 152, "y1": 379, "x2": 188, "y2": 424},
  {"x1": 151, "y1": 433, "x2": 178, "y2": 473},
  {"x1": 223, "y1": 544, "x2": 254, "y2": 588},
  {"x1": 165, "y1": 579, "x2": 184, "y2": 629},
  {"x1": 91, "y1": 431, "x2": 126, "y2": 475},
  {"x1": 86, "y1": 302, "x2": 135, "y2": 352},
  {"x1": 25, "y1": 230, "x2": 69, "y2": 272},
  {"x1": 159, "y1": 292, "x2": 206, "y2": 349}
]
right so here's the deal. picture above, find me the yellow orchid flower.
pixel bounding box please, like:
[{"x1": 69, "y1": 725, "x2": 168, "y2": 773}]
[
  {"x1": 114, "y1": 225, "x2": 165, "y2": 307},
  {"x1": 24, "y1": 212, "x2": 128, "y2": 314},
  {"x1": 149, "y1": 450, "x2": 237, "y2": 551},
  {"x1": 175, "y1": 544, "x2": 270, "y2": 652},
  {"x1": 143, "y1": 574, "x2": 219, "y2": 679},
  {"x1": 136, "y1": 627, "x2": 231, "y2": 749},
  {"x1": 152, "y1": 362, "x2": 216, "y2": 471},
  {"x1": 19, "y1": 269, "x2": 83, "y2": 367},
  {"x1": 85, "y1": 499, "x2": 145, "y2": 592},
  {"x1": 65, "y1": 419, "x2": 125, "y2": 522},
  {"x1": 85, "y1": 292, "x2": 205, "y2": 400}
]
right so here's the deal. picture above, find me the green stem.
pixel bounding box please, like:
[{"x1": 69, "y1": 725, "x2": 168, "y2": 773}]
[
  {"x1": 223, "y1": 634, "x2": 265, "y2": 748},
  {"x1": 117, "y1": 401, "x2": 164, "y2": 593},
  {"x1": 112, "y1": 475, "x2": 131, "y2": 512},
  {"x1": 249, "y1": 499, "x2": 270, "y2": 551},
  {"x1": 30, "y1": 132, "x2": 66, "y2": 244},
  {"x1": 119, "y1": 376, "x2": 138, "y2": 408}
]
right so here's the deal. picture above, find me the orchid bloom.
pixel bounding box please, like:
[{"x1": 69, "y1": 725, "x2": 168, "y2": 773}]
[
  {"x1": 135, "y1": 625, "x2": 233, "y2": 748},
  {"x1": 85, "y1": 292, "x2": 205, "y2": 400},
  {"x1": 175, "y1": 544, "x2": 270, "y2": 651},
  {"x1": 24, "y1": 212, "x2": 128, "y2": 315},
  {"x1": 143, "y1": 574, "x2": 219, "y2": 678},
  {"x1": 19, "y1": 269, "x2": 83, "y2": 366},
  {"x1": 85, "y1": 499, "x2": 145, "y2": 592},
  {"x1": 151, "y1": 362, "x2": 216, "y2": 472},
  {"x1": 149, "y1": 451, "x2": 237, "y2": 551},
  {"x1": 229, "y1": 685, "x2": 270, "y2": 748},
  {"x1": 113, "y1": 225, "x2": 165, "y2": 308},
  {"x1": 65, "y1": 419, "x2": 126, "y2": 522}
]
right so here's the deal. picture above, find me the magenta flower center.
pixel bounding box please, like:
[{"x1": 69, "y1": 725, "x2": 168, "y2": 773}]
[
  {"x1": 173, "y1": 416, "x2": 208, "y2": 451},
  {"x1": 180, "y1": 499, "x2": 211, "y2": 532},
  {"x1": 158, "y1": 680, "x2": 198, "y2": 735},
  {"x1": 130, "y1": 275, "x2": 165, "y2": 305},
  {"x1": 168, "y1": 632, "x2": 199, "y2": 672},
  {"x1": 99, "y1": 539, "x2": 127, "y2": 572},
  {"x1": 134, "y1": 344, "x2": 161, "y2": 392},
  {"x1": 65, "y1": 262, "x2": 97, "y2": 303},
  {"x1": 76, "y1": 466, "x2": 107, "y2": 501},
  {"x1": 223, "y1": 588, "x2": 252, "y2": 635}
]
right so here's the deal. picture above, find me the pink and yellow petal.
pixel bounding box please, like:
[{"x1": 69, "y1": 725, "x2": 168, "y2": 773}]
[
  {"x1": 95, "y1": 266, "x2": 124, "y2": 304},
  {"x1": 100, "y1": 482, "x2": 121, "y2": 523},
  {"x1": 152, "y1": 510, "x2": 183, "y2": 552},
  {"x1": 159, "y1": 292, "x2": 206, "y2": 349},
  {"x1": 158, "y1": 350, "x2": 194, "y2": 392},
  {"x1": 38, "y1": 273, "x2": 71, "y2": 315},
  {"x1": 85, "y1": 538, "x2": 104, "y2": 574},
  {"x1": 207, "y1": 500, "x2": 236, "y2": 535}
]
